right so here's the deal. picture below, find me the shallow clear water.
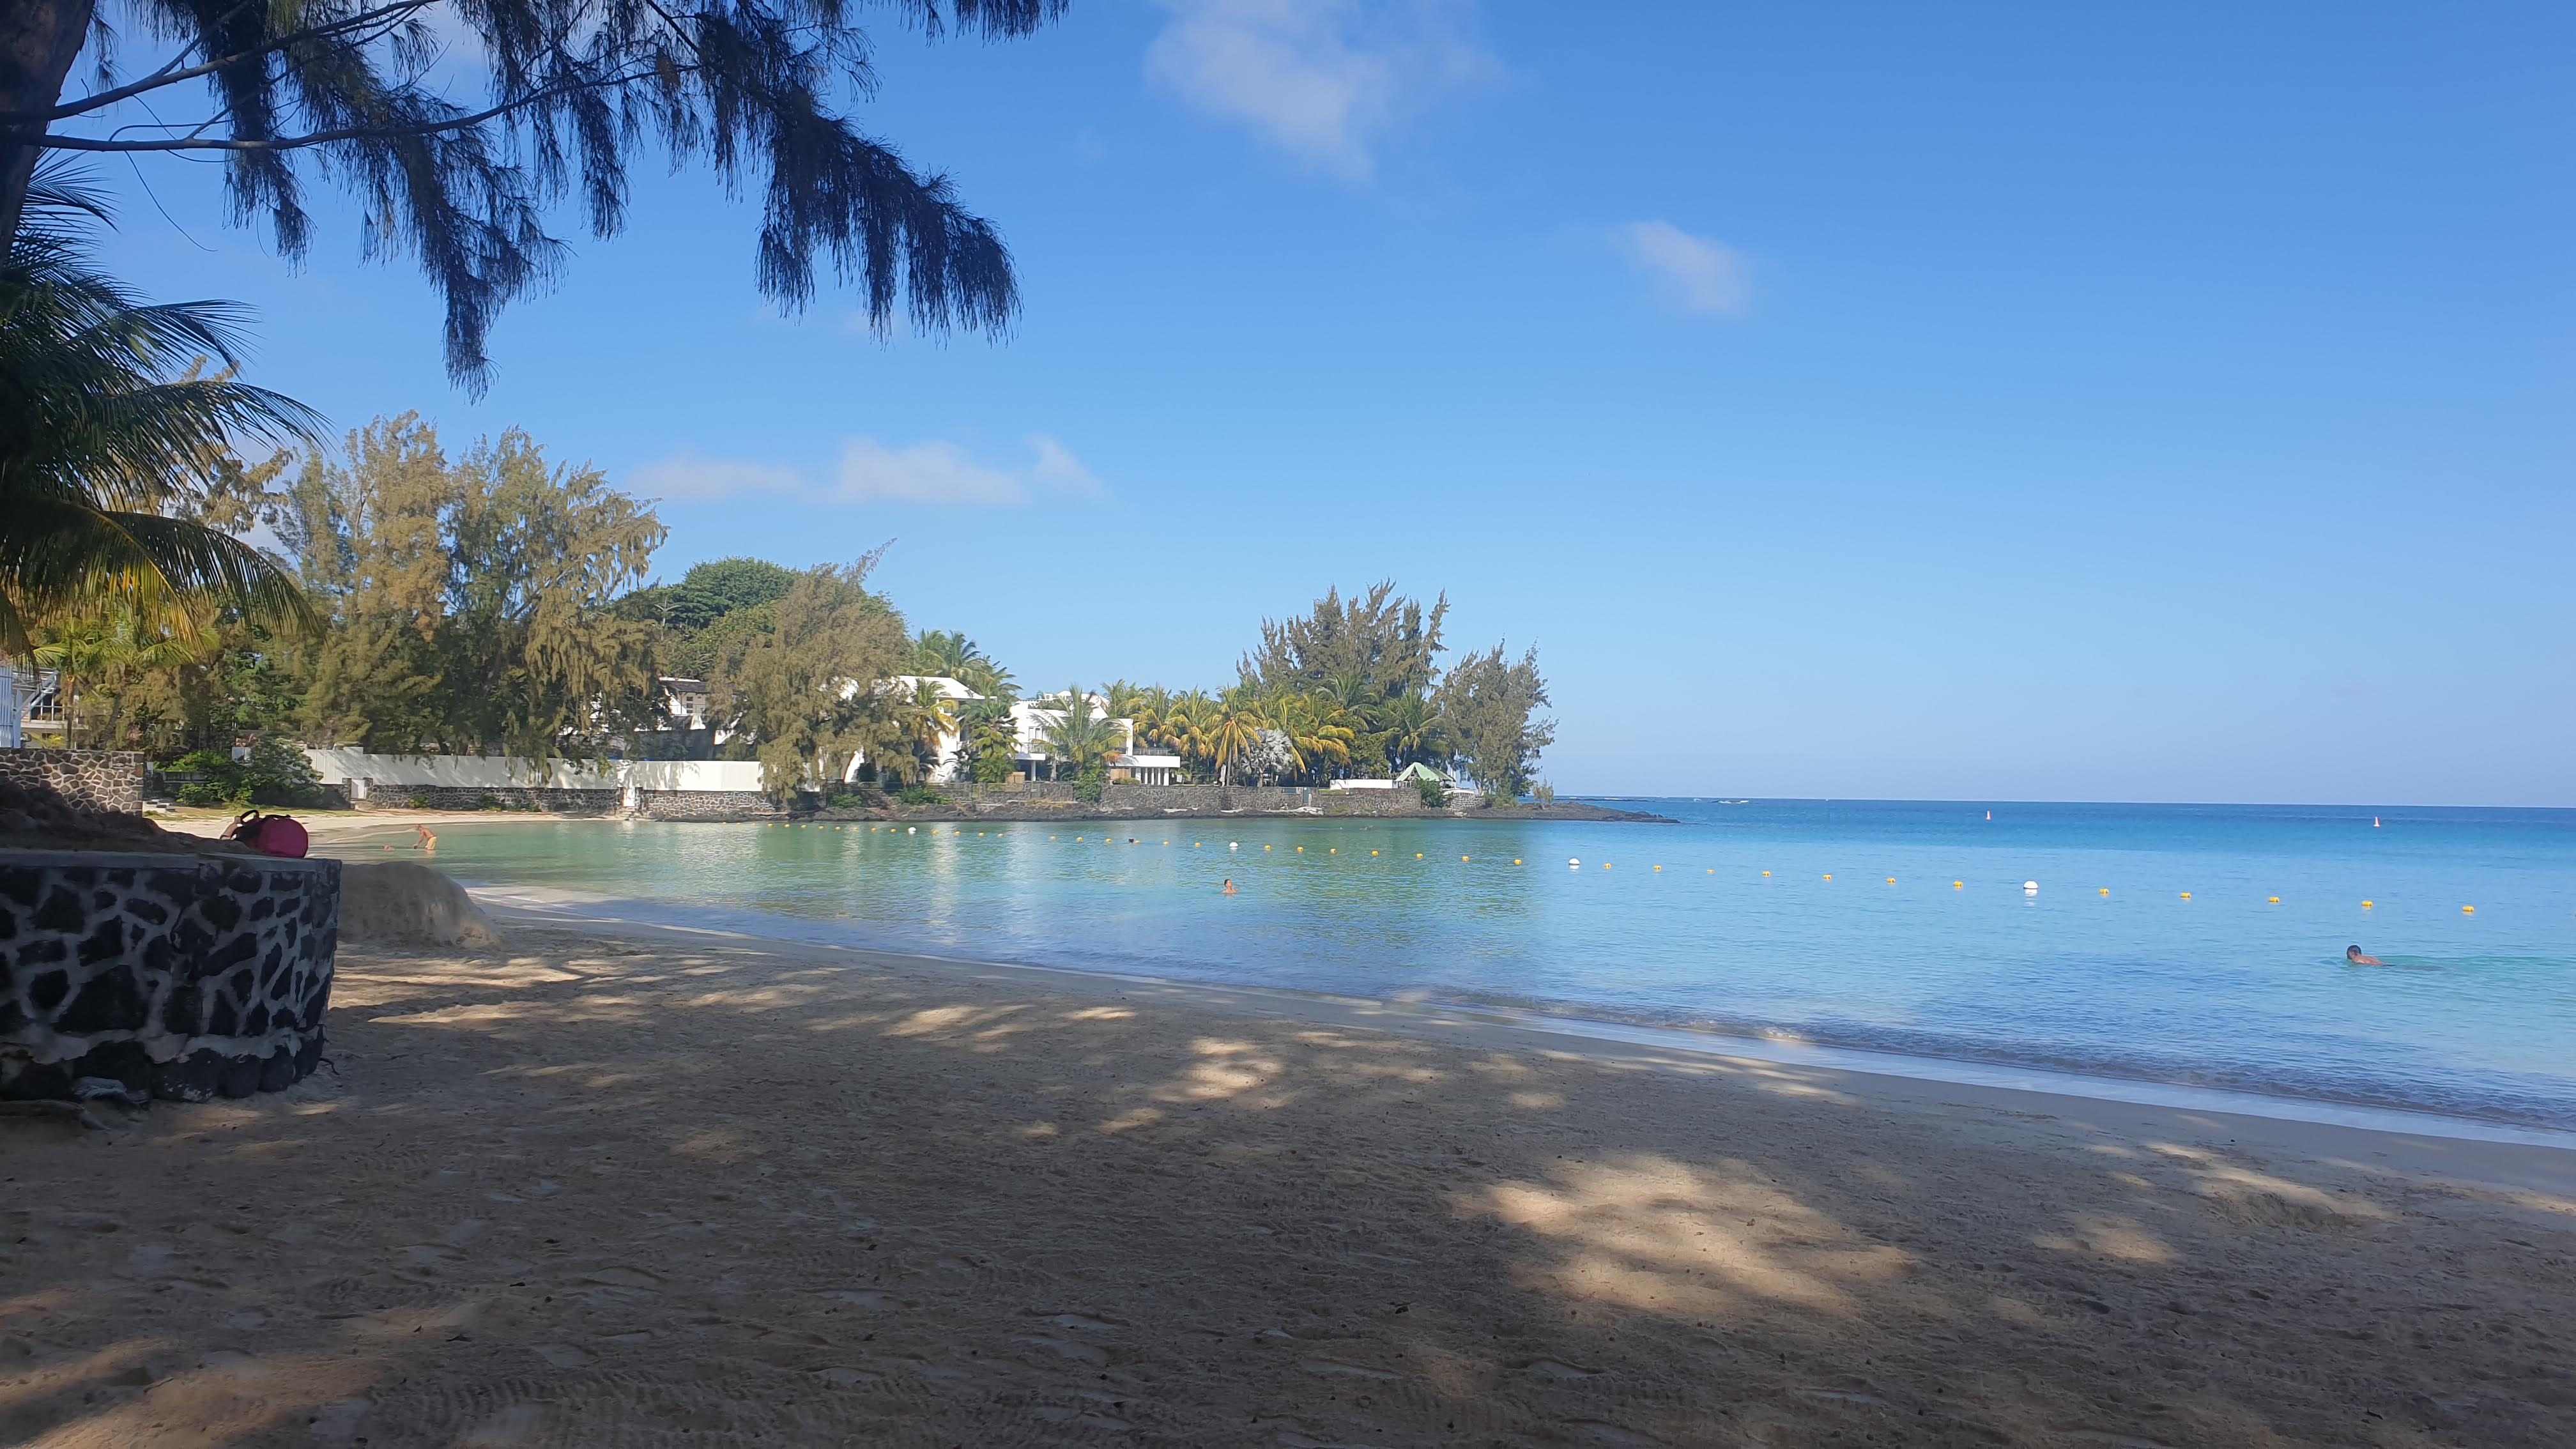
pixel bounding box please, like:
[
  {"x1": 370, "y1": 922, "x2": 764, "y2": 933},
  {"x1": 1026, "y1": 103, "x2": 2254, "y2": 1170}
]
[{"x1": 360, "y1": 799, "x2": 2576, "y2": 1128}]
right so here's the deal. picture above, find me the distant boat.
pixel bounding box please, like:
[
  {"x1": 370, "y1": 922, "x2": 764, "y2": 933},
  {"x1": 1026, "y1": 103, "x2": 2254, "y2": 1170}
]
[{"x1": 2374, "y1": 816, "x2": 2382, "y2": 828}]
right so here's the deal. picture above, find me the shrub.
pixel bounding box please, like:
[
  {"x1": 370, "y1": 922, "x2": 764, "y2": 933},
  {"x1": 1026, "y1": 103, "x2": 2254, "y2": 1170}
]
[
  {"x1": 896, "y1": 785, "x2": 946, "y2": 807},
  {"x1": 240, "y1": 736, "x2": 325, "y2": 807},
  {"x1": 1533, "y1": 781, "x2": 1556, "y2": 806},
  {"x1": 473, "y1": 792, "x2": 503, "y2": 811},
  {"x1": 1415, "y1": 776, "x2": 1446, "y2": 808},
  {"x1": 1073, "y1": 763, "x2": 1107, "y2": 804},
  {"x1": 824, "y1": 783, "x2": 885, "y2": 811},
  {"x1": 971, "y1": 753, "x2": 1013, "y2": 785},
  {"x1": 409, "y1": 792, "x2": 436, "y2": 809}
]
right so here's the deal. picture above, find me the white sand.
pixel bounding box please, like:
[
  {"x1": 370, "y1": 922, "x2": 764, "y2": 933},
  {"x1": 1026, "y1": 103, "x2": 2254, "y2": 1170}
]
[{"x1": 4, "y1": 907, "x2": 2572, "y2": 1447}]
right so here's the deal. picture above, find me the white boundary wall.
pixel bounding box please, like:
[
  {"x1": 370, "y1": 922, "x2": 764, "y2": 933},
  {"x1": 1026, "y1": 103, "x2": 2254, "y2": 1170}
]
[{"x1": 305, "y1": 749, "x2": 764, "y2": 794}]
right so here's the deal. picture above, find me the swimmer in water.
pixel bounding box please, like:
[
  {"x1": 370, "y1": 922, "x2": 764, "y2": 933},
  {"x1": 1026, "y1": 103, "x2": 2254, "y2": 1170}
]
[
  {"x1": 2346, "y1": 945, "x2": 2384, "y2": 967},
  {"x1": 1221, "y1": 878, "x2": 1237, "y2": 895},
  {"x1": 415, "y1": 824, "x2": 438, "y2": 853}
]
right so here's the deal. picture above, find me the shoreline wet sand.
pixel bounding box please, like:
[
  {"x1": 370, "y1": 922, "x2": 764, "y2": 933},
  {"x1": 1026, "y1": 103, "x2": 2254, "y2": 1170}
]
[{"x1": 5, "y1": 909, "x2": 2572, "y2": 1446}]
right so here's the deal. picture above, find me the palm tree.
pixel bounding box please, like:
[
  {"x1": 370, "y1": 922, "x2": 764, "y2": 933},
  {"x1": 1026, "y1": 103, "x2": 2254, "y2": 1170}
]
[
  {"x1": 1204, "y1": 687, "x2": 1269, "y2": 788},
  {"x1": 1379, "y1": 691, "x2": 1449, "y2": 770},
  {"x1": 0, "y1": 162, "x2": 319, "y2": 655},
  {"x1": 887, "y1": 677, "x2": 960, "y2": 779},
  {"x1": 33, "y1": 597, "x2": 203, "y2": 747},
  {"x1": 1038, "y1": 686, "x2": 1125, "y2": 780}
]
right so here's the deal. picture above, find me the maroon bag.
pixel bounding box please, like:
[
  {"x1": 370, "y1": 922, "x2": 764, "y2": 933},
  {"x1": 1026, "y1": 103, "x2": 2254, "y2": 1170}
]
[{"x1": 224, "y1": 810, "x2": 310, "y2": 859}]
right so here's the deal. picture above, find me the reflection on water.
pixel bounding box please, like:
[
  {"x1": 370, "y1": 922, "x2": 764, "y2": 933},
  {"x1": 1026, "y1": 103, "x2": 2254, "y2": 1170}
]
[{"x1": 359, "y1": 799, "x2": 2576, "y2": 1128}]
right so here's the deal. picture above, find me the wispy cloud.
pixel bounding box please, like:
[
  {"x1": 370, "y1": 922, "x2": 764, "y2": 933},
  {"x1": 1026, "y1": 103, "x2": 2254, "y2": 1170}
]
[
  {"x1": 1145, "y1": 0, "x2": 1497, "y2": 178},
  {"x1": 631, "y1": 435, "x2": 1107, "y2": 509},
  {"x1": 1616, "y1": 221, "x2": 1753, "y2": 319}
]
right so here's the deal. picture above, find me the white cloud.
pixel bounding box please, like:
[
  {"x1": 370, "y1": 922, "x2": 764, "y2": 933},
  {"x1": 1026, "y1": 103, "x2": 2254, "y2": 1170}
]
[
  {"x1": 630, "y1": 436, "x2": 1107, "y2": 509},
  {"x1": 1146, "y1": 0, "x2": 1496, "y2": 178},
  {"x1": 1616, "y1": 221, "x2": 1753, "y2": 319}
]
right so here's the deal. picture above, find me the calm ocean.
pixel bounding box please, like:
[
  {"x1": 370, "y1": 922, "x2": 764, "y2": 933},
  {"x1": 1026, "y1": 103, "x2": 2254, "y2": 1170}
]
[{"x1": 387, "y1": 799, "x2": 2576, "y2": 1131}]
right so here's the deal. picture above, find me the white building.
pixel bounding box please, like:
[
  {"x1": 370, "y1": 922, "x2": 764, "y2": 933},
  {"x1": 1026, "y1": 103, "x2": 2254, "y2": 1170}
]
[
  {"x1": 1008, "y1": 691, "x2": 1184, "y2": 786},
  {"x1": 843, "y1": 675, "x2": 982, "y2": 784}
]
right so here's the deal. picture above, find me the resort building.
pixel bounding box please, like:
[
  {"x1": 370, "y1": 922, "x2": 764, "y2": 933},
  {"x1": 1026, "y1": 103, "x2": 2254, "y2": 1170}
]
[{"x1": 1008, "y1": 691, "x2": 1183, "y2": 785}]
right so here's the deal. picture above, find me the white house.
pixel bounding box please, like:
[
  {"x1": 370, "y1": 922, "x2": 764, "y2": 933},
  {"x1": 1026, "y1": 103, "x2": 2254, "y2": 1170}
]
[
  {"x1": 842, "y1": 674, "x2": 981, "y2": 783},
  {"x1": 1008, "y1": 691, "x2": 1184, "y2": 785}
]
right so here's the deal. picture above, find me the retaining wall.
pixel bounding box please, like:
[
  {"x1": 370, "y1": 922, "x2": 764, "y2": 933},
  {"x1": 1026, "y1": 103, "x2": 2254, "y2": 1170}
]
[
  {"x1": 922, "y1": 782, "x2": 1476, "y2": 818},
  {"x1": 0, "y1": 749, "x2": 146, "y2": 815},
  {"x1": 0, "y1": 849, "x2": 339, "y2": 1101}
]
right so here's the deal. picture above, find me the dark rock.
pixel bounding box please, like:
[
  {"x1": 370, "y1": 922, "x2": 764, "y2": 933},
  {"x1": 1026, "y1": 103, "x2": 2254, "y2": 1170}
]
[
  {"x1": 257, "y1": 1047, "x2": 295, "y2": 1092},
  {"x1": 27, "y1": 968, "x2": 70, "y2": 1015},
  {"x1": 151, "y1": 1049, "x2": 224, "y2": 1102},
  {"x1": 72, "y1": 1040, "x2": 151, "y2": 1094},
  {"x1": 293, "y1": 1033, "x2": 324, "y2": 1077},
  {"x1": 17, "y1": 934, "x2": 65, "y2": 967},
  {"x1": 216, "y1": 1054, "x2": 263, "y2": 1098},
  {"x1": 243, "y1": 1003, "x2": 270, "y2": 1036},
  {"x1": 58, "y1": 965, "x2": 148, "y2": 1034},
  {"x1": 0, "y1": 866, "x2": 38, "y2": 908},
  {"x1": 164, "y1": 982, "x2": 203, "y2": 1036},
  {"x1": 199, "y1": 892, "x2": 242, "y2": 932},
  {"x1": 207, "y1": 993, "x2": 239, "y2": 1038},
  {"x1": 33, "y1": 885, "x2": 86, "y2": 932},
  {"x1": 126, "y1": 897, "x2": 168, "y2": 926},
  {"x1": 75, "y1": 917, "x2": 126, "y2": 966},
  {"x1": 0, "y1": 903, "x2": 16, "y2": 941},
  {"x1": 2, "y1": 1058, "x2": 74, "y2": 1101}
]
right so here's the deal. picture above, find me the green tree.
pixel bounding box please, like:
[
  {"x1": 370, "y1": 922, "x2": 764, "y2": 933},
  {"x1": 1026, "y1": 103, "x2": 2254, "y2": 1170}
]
[
  {"x1": 2, "y1": 1, "x2": 1066, "y2": 390},
  {"x1": 714, "y1": 558, "x2": 908, "y2": 799},
  {"x1": 0, "y1": 162, "x2": 316, "y2": 654},
  {"x1": 291, "y1": 413, "x2": 665, "y2": 760},
  {"x1": 1436, "y1": 643, "x2": 1554, "y2": 804},
  {"x1": 1242, "y1": 581, "x2": 1448, "y2": 710},
  {"x1": 31, "y1": 595, "x2": 203, "y2": 746},
  {"x1": 1036, "y1": 686, "x2": 1123, "y2": 781}
]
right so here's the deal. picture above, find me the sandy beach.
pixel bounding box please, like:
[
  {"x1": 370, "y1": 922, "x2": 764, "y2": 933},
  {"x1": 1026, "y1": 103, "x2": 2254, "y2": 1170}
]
[{"x1": 5, "y1": 907, "x2": 2573, "y2": 1448}]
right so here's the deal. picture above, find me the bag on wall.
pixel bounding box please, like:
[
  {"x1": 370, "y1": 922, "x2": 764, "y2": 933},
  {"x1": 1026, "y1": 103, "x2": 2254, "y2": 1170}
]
[{"x1": 224, "y1": 810, "x2": 311, "y2": 859}]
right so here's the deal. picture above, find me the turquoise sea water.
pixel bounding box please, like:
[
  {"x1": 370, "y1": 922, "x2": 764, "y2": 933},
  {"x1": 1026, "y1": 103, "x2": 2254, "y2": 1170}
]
[{"x1": 365, "y1": 800, "x2": 2576, "y2": 1130}]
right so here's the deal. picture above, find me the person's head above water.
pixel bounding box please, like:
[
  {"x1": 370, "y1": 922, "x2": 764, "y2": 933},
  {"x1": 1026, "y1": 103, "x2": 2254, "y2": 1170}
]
[{"x1": 2347, "y1": 945, "x2": 2384, "y2": 965}]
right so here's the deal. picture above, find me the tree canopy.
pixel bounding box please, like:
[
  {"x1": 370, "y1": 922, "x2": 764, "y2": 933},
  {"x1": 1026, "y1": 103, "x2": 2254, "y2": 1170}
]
[{"x1": 0, "y1": 0, "x2": 1068, "y2": 390}]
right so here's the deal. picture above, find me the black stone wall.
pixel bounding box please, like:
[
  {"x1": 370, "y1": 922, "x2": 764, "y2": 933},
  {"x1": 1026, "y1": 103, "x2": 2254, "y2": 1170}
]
[
  {"x1": 0, "y1": 748, "x2": 146, "y2": 814},
  {"x1": 0, "y1": 849, "x2": 340, "y2": 1101}
]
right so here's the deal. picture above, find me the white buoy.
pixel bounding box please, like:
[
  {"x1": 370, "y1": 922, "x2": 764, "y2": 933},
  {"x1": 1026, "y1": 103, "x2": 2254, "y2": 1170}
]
[
  {"x1": 907, "y1": 826, "x2": 916, "y2": 835},
  {"x1": 2023, "y1": 880, "x2": 2039, "y2": 894},
  {"x1": 1229, "y1": 841, "x2": 1239, "y2": 850},
  {"x1": 1568, "y1": 857, "x2": 1581, "y2": 868}
]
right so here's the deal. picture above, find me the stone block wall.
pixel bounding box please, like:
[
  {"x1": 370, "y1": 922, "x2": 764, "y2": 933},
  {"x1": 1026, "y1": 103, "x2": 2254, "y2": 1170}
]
[
  {"x1": 916, "y1": 781, "x2": 1475, "y2": 818},
  {"x1": 634, "y1": 789, "x2": 779, "y2": 820},
  {"x1": 0, "y1": 849, "x2": 339, "y2": 1101},
  {"x1": 0, "y1": 748, "x2": 146, "y2": 815},
  {"x1": 393, "y1": 785, "x2": 623, "y2": 815}
]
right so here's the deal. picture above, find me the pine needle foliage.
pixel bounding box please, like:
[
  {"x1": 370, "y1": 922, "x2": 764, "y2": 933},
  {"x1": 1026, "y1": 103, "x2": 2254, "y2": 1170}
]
[{"x1": 2, "y1": 1, "x2": 1068, "y2": 391}]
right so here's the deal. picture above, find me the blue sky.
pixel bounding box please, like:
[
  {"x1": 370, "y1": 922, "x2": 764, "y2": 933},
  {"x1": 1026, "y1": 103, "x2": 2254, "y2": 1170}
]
[{"x1": 79, "y1": 2, "x2": 2576, "y2": 804}]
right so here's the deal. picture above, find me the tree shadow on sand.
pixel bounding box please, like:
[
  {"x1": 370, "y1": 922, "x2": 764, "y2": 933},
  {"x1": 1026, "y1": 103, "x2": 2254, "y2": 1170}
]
[{"x1": 4, "y1": 925, "x2": 2573, "y2": 1447}]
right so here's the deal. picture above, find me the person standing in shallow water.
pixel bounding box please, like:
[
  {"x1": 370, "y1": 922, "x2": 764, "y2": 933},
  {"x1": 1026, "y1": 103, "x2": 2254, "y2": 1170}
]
[{"x1": 1221, "y1": 879, "x2": 1237, "y2": 895}]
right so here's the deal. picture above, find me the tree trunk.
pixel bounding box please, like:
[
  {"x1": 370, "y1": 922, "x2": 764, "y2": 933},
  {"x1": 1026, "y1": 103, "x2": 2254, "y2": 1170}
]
[{"x1": 0, "y1": 0, "x2": 92, "y2": 247}]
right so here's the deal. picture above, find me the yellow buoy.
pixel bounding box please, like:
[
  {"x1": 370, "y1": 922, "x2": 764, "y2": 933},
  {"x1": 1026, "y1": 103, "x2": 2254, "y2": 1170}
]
[
  {"x1": 1954, "y1": 881, "x2": 1964, "y2": 889},
  {"x1": 2463, "y1": 905, "x2": 2475, "y2": 914},
  {"x1": 1706, "y1": 868, "x2": 1713, "y2": 874},
  {"x1": 2268, "y1": 896, "x2": 2280, "y2": 903},
  {"x1": 1886, "y1": 877, "x2": 1896, "y2": 885},
  {"x1": 1462, "y1": 855, "x2": 1471, "y2": 862},
  {"x1": 1296, "y1": 845, "x2": 1303, "y2": 852},
  {"x1": 1603, "y1": 862, "x2": 1613, "y2": 870},
  {"x1": 2363, "y1": 900, "x2": 2375, "y2": 908},
  {"x1": 1264, "y1": 844, "x2": 1271, "y2": 851},
  {"x1": 1653, "y1": 865, "x2": 1662, "y2": 872},
  {"x1": 1371, "y1": 850, "x2": 1379, "y2": 856},
  {"x1": 1762, "y1": 870, "x2": 1771, "y2": 877},
  {"x1": 2098, "y1": 887, "x2": 2109, "y2": 896},
  {"x1": 1416, "y1": 852, "x2": 1424, "y2": 859},
  {"x1": 2181, "y1": 892, "x2": 2192, "y2": 900},
  {"x1": 1516, "y1": 859, "x2": 1524, "y2": 866},
  {"x1": 1329, "y1": 847, "x2": 1336, "y2": 854},
  {"x1": 1823, "y1": 873, "x2": 1833, "y2": 882}
]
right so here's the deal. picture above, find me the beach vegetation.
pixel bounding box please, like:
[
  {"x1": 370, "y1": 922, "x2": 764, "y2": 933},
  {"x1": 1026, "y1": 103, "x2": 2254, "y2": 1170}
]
[
  {"x1": 286, "y1": 414, "x2": 666, "y2": 762},
  {"x1": 2, "y1": 1, "x2": 1066, "y2": 394},
  {"x1": 1436, "y1": 643, "x2": 1554, "y2": 804},
  {"x1": 713, "y1": 556, "x2": 910, "y2": 800},
  {"x1": 0, "y1": 162, "x2": 318, "y2": 659}
]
